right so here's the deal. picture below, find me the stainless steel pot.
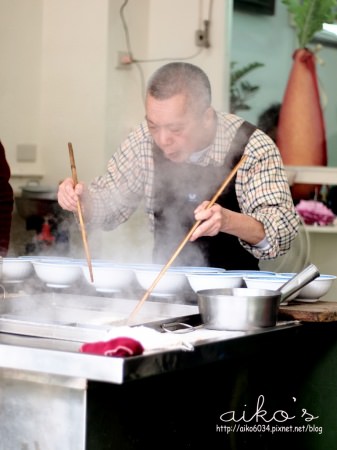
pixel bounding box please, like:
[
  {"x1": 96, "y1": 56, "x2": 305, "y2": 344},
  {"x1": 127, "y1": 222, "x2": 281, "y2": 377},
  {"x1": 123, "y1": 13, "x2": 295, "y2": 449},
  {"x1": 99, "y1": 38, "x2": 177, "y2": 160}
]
[
  {"x1": 196, "y1": 264, "x2": 319, "y2": 331},
  {"x1": 21, "y1": 185, "x2": 58, "y2": 200}
]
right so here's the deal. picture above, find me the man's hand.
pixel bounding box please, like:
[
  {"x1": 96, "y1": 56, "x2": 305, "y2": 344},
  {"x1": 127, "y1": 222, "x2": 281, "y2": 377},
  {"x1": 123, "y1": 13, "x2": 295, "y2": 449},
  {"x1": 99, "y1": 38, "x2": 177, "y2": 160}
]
[
  {"x1": 190, "y1": 200, "x2": 266, "y2": 245},
  {"x1": 190, "y1": 201, "x2": 226, "y2": 241},
  {"x1": 57, "y1": 177, "x2": 85, "y2": 212}
]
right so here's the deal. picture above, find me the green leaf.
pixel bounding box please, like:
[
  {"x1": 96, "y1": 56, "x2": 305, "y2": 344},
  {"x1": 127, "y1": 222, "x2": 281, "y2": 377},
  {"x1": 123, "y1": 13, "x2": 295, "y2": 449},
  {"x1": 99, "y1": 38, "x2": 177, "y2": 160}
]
[
  {"x1": 282, "y1": 0, "x2": 337, "y2": 48},
  {"x1": 230, "y1": 62, "x2": 264, "y2": 86},
  {"x1": 230, "y1": 61, "x2": 264, "y2": 113}
]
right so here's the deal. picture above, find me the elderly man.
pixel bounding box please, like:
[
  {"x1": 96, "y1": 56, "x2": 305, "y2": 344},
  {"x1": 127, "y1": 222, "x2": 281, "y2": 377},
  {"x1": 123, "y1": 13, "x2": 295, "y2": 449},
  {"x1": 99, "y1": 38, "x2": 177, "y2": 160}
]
[{"x1": 58, "y1": 62, "x2": 299, "y2": 270}]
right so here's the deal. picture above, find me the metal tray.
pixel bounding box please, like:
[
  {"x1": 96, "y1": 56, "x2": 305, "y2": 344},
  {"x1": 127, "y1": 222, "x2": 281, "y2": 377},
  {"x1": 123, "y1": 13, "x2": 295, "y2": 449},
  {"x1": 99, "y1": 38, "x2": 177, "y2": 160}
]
[{"x1": 0, "y1": 293, "x2": 199, "y2": 342}]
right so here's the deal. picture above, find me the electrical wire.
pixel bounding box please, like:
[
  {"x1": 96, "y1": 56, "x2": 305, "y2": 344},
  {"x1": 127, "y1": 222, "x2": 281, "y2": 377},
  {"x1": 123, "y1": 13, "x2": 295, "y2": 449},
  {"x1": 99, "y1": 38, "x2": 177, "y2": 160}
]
[
  {"x1": 199, "y1": 0, "x2": 214, "y2": 26},
  {"x1": 134, "y1": 49, "x2": 204, "y2": 64},
  {"x1": 119, "y1": 0, "x2": 133, "y2": 57},
  {"x1": 208, "y1": 0, "x2": 214, "y2": 20},
  {"x1": 118, "y1": 0, "x2": 207, "y2": 64},
  {"x1": 118, "y1": 0, "x2": 213, "y2": 103}
]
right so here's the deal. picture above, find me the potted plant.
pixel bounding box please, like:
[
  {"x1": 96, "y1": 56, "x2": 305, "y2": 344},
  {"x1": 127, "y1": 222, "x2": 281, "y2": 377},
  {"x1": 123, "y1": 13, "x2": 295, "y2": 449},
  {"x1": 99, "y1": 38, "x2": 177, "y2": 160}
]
[
  {"x1": 276, "y1": 0, "x2": 337, "y2": 200},
  {"x1": 229, "y1": 61, "x2": 264, "y2": 114}
]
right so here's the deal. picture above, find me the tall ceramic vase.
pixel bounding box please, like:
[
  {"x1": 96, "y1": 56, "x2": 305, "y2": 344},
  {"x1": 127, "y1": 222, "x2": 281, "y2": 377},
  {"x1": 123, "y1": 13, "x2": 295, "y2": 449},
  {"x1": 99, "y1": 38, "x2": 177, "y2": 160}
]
[{"x1": 276, "y1": 48, "x2": 327, "y2": 202}]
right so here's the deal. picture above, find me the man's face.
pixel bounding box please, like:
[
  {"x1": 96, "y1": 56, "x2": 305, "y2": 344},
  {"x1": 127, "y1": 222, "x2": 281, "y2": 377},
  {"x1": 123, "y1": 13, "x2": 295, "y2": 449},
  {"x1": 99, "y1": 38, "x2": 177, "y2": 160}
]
[{"x1": 145, "y1": 93, "x2": 211, "y2": 163}]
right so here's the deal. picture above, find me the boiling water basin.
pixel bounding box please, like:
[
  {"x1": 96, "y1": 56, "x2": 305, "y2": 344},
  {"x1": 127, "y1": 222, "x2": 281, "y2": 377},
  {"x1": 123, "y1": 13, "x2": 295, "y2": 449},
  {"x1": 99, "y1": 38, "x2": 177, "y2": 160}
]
[{"x1": 0, "y1": 293, "x2": 199, "y2": 342}]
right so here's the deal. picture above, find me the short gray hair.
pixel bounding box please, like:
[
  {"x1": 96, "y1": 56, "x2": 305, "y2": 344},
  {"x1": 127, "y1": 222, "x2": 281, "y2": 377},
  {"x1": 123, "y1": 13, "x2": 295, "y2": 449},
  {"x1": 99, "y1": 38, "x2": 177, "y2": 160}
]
[{"x1": 146, "y1": 62, "x2": 212, "y2": 112}]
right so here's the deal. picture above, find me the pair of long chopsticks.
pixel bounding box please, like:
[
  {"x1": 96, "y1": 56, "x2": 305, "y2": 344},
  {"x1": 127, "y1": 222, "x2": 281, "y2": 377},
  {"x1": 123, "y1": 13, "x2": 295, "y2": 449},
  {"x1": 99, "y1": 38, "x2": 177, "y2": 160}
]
[
  {"x1": 127, "y1": 154, "x2": 248, "y2": 324},
  {"x1": 68, "y1": 142, "x2": 94, "y2": 283}
]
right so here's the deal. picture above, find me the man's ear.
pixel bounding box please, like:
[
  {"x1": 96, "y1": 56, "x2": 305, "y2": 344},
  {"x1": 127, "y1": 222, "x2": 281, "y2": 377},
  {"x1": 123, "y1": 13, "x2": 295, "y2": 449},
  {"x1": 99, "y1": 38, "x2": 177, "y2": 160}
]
[{"x1": 203, "y1": 106, "x2": 215, "y2": 125}]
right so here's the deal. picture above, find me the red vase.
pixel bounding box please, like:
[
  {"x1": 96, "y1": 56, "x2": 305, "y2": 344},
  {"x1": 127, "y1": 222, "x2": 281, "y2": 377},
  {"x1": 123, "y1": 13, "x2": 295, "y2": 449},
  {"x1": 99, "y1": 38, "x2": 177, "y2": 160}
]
[{"x1": 276, "y1": 48, "x2": 327, "y2": 201}]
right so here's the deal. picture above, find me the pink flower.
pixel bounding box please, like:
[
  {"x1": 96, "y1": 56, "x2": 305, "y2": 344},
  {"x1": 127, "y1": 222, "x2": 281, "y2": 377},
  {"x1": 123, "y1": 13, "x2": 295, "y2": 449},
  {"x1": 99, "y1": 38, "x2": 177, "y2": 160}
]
[{"x1": 295, "y1": 200, "x2": 335, "y2": 226}]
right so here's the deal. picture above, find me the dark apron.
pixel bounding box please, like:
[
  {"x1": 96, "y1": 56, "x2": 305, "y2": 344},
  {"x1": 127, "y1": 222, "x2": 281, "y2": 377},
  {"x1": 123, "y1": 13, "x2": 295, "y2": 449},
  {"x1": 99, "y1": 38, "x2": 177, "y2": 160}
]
[{"x1": 152, "y1": 121, "x2": 259, "y2": 270}]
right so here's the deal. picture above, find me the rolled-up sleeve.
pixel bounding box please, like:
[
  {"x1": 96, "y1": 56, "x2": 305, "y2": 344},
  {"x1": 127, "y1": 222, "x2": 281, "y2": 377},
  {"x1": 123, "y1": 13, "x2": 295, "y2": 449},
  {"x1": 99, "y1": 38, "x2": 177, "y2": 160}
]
[{"x1": 236, "y1": 130, "x2": 300, "y2": 260}]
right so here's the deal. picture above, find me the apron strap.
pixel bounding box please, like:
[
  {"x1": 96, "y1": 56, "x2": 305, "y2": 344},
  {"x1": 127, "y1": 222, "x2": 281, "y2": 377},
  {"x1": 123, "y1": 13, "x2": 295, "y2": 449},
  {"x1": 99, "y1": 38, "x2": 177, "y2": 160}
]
[{"x1": 225, "y1": 120, "x2": 257, "y2": 169}]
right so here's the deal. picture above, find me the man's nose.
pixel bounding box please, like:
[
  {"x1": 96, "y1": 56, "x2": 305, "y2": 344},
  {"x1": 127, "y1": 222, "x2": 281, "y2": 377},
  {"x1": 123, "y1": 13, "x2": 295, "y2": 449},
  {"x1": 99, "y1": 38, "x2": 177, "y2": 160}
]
[{"x1": 157, "y1": 128, "x2": 173, "y2": 146}]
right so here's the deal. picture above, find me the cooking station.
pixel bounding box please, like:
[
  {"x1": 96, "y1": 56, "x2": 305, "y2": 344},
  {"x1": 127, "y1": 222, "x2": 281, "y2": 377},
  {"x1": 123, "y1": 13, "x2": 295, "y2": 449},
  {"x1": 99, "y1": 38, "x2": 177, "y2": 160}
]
[{"x1": 0, "y1": 287, "x2": 337, "y2": 450}]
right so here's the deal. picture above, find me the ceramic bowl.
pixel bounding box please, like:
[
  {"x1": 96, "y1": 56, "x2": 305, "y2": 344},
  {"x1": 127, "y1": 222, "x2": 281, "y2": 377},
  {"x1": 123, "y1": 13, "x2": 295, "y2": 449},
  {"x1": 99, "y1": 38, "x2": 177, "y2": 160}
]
[
  {"x1": 32, "y1": 259, "x2": 83, "y2": 288},
  {"x1": 296, "y1": 274, "x2": 336, "y2": 300},
  {"x1": 243, "y1": 275, "x2": 299, "y2": 302},
  {"x1": 82, "y1": 263, "x2": 136, "y2": 293},
  {"x1": 186, "y1": 272, "x2": 244, "y2": 293},
  {"x1": 0, "y1": 257, "x2": 34, "y2": 283},
  {"x1": 134, "y1": 268, "x2": 189, "y2": 296},
  {"x1": 226, "y1": 270, "x2": 276, "y2": 276},
  {"x1": 172, "y1": 266, "x2": 226, "y2": 274}
]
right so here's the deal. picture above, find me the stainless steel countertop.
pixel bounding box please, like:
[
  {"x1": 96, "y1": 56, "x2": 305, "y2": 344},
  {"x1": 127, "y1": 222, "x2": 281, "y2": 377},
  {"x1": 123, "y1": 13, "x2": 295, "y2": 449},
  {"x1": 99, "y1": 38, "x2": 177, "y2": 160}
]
[{"x1": 0, "y1": 292, "x2": 302, "y2": 384}]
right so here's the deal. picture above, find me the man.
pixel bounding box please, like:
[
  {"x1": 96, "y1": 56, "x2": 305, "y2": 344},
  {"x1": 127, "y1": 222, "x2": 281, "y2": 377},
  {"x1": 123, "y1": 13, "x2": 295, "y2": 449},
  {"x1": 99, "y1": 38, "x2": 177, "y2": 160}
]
[
  {"x1": 58, "y1": 62, "x2": 299, "y2": 270},
  {"x1": 0, "y1": 141, "x2": 14, "y2": 256}
]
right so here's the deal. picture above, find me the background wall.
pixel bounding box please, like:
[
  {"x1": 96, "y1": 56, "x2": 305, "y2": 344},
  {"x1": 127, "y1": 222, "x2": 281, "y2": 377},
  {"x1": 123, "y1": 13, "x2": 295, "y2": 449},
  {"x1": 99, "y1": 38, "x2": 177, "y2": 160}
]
[
  {"x1": 0, "y1": 0, "x2": 230, "y2": 259},
  {"x1": 231, "y1": 0, "x2": 337, "y2": 165},
  {"x1": 1, "y1": 0, "x2": 337, "y2": 261},
  {"x1": 1, "y1": 0, "x2": 44, "y2": 177}
]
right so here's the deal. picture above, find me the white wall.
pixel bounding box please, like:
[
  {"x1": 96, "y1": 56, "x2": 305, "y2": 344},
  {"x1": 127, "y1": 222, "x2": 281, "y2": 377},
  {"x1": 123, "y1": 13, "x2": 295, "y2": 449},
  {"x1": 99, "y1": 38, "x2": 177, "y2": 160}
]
[
  {"x1": 38, "y1": 0, "x2": 109, "y2": 184},
  {"x1": 0, "y1": 0, "x2": 44, "y2": 177}
]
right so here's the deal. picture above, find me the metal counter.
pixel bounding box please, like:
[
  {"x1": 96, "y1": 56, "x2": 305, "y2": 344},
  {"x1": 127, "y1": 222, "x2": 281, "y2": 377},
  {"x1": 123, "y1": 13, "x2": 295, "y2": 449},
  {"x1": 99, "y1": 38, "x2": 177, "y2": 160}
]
[
  {"x1": 0, "y1": 292, "x2": 305, "y2": 450},
  {"x1": 0, "y1": 292, "x2": 300, "y2": 384}
]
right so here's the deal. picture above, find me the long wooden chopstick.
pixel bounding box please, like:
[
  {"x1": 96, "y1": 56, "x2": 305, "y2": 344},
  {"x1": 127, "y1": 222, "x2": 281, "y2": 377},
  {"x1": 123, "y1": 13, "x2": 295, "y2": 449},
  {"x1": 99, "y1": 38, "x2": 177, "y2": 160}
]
[
  {"x1": 68, "y1": 142, "x2": 94, "y2": 283},
  {"x1": 127, "y1": 154, "x2": 248, "y2": 324}
]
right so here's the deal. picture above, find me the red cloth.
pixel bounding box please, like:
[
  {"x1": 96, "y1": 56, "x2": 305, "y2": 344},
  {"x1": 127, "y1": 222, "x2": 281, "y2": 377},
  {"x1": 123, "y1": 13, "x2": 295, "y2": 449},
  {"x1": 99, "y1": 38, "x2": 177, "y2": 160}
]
[{"x1": 80, "y1": 337, "x2": 144, "y2": 357}]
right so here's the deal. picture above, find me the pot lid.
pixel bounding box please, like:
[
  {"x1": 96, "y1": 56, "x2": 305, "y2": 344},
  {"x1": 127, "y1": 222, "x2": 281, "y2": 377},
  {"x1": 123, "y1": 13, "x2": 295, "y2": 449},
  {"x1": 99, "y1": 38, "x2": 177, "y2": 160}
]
[{"x1": 20, "y1": 184, "x2": 57, "y2": 193}]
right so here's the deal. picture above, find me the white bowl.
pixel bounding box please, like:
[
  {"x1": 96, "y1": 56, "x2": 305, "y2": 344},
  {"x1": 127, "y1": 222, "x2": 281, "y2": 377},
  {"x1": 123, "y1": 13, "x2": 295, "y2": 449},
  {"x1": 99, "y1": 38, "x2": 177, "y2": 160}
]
[
  {"x1": 172, "y1": 266, "x2": 226, "y2": 274},
  {"x1": 297, "y1": 275, "x2": 336, "y2": 300},
  {"x1": 82, "y1": 263, "x2": 136, "y2": 293},
  {"x1": 0, "y1": 257, "x2": 34, "y2": 283},
  {"x1": 32, "y1": 260, "x2": 83, "y2": 288},
  {"x1": 278, "y1": 273, "x2": 296, "y2": 277},
  {"x1": 186, "y1": 272, "x2": 243, "y2": 293},
  {"x1": 243, "y1": 275, "x2": 299, "y2": 302},
  {"x1": 134, "y1": 268, "x2": 188, "y2": 296},
  {"x1": 227, "y1": 270, "x2": 276, "y2": 276}
]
